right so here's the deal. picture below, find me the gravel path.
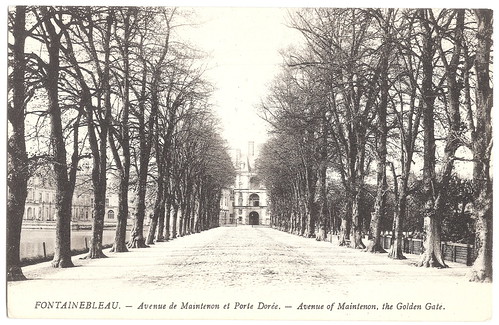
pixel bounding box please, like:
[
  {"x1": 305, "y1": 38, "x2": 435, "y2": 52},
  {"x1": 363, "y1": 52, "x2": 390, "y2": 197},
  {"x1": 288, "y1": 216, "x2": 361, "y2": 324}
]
[{"x1": 7, "y1": 226, "x2": 492, "y2": 321}]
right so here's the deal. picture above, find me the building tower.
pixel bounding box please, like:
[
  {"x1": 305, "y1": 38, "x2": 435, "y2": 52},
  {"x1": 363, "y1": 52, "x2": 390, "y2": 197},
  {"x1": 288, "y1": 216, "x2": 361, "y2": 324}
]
[{"x1": 229, "y1": 141, "x2": 268, "y2": 226}]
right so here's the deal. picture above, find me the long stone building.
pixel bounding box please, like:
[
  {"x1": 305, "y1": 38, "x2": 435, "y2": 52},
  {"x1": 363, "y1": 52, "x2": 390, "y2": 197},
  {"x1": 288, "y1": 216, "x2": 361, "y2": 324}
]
[{"x1": 22, "y1": 169, "x2": 121, "y2": 226}]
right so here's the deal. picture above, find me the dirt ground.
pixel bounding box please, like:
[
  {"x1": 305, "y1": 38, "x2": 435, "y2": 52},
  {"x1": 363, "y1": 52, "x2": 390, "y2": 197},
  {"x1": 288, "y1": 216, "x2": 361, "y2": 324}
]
[{"x1": 7, "y1": 226, "x2": 493, "y2": 321}]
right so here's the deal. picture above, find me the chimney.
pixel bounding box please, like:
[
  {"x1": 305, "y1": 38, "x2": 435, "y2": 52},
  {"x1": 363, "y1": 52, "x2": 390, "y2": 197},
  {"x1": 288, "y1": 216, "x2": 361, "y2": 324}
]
[
  {"x1": 248, "y1": 141, "x2": 254, "y2": 157},
  {"x1": 235, "y1": 149, "x2": 241, "y2": 168}
]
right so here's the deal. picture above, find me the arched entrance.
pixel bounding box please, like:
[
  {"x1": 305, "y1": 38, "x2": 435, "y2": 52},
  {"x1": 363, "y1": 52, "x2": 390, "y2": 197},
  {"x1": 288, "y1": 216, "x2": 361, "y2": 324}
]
[{"x1": 249, "y1": 211, "x2": 259, "y2": 225}]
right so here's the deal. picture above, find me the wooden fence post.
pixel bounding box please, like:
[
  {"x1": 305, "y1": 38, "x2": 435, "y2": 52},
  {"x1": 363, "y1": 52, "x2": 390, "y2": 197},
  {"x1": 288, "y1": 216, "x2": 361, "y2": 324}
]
[{"x1": 466, "y1": 245, "x2": 472, "y2": 266}]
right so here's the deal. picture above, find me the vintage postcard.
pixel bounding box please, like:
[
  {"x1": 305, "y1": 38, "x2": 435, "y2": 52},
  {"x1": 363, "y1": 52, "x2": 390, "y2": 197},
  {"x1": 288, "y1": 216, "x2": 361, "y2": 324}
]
[{"x1": 5, "y1": 1, "x2": 494, "y2": 321}]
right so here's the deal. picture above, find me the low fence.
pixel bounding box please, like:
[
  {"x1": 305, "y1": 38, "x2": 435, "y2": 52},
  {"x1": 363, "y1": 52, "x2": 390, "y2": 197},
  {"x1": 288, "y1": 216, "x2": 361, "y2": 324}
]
[{"x1": 379, "y1": 234, "x2": 477, "y2": 266}]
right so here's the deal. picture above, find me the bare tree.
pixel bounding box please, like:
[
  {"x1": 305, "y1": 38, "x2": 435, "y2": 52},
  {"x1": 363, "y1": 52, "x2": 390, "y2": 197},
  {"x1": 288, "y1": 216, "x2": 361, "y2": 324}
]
[
  {"x1": 7, "y1": 6, "x2": 29, "y2": 280},
  {"x1": 33, "y1": 6, "x2": 83, "y2": 267},
  {"x1": 416, "y1": 9, "x2": 465, "y2": 268},
  {"x1": 365, "y1": 8, "x2": 395, "y2": 253},
  {"x1": 108, "y1": 7, "x2": 138, "y2": 252},
  {"x1": 386, "y1": 10, "x2": 422, "y2": 260},
  {"x1": 64, "y1": 7, "x2": 115, "y2": 258},
  {"x1": 128, "y1": 8, "x2": 176, "y2": 248},
  {"x1": 469, "y1": 9, "x2": 493, "y2": 282}
]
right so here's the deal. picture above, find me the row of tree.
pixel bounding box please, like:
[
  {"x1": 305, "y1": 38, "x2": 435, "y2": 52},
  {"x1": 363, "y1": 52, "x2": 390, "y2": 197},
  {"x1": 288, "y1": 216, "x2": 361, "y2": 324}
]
[
  {"x1": 258, "y1": 9, "x2": 492, "y2": 282},
  {"x1": 7, "y1": 6, "x2": 235, "y2": 281}
]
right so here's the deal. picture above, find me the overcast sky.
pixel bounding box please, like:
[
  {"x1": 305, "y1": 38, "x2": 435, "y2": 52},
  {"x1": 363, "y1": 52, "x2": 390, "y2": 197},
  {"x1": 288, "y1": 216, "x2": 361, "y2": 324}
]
[{"x1": 184, "y1": 7, "x2": 302, "y2": 151}]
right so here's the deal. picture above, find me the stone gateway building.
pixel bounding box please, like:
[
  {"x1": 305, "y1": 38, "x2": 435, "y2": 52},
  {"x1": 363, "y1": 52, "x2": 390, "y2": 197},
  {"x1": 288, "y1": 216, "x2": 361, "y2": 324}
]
[{"x1": 227, "y1": 141, "x2": 269, "y2": 226}]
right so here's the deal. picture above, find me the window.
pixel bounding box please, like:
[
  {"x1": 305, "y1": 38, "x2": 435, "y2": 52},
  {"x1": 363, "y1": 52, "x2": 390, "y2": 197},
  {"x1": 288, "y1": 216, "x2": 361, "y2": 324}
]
[
  {"x1": 27, "y1": 207, "x2": 32, "y2": 220},
  {"x1": 108, "y1": 210, "x2": 115, "y2": 219},
  {"x1": 237, "y1": 195, "x2": 243, "y2": 206},
  {"x1": 39, "y1": 191, "x2": 42, "y2": 202},
  {"x1": 106, "y1": 198, "x2": 110, "y2": 207},
  {"x1": 249, "y1": 193, "x2": 260, "y2": 207}
]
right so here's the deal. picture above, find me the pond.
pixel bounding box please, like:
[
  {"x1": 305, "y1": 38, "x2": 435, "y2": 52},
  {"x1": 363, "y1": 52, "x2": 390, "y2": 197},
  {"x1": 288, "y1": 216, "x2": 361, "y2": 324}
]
[{"x1": 19, "y1": 227, "x2": 134, "y2": 261}]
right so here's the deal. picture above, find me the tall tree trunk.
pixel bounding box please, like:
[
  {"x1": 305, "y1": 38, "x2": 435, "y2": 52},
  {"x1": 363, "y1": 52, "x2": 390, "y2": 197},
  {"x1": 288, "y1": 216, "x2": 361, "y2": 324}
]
[
  {"x1": 146, "y1": 216, "x2": 158, "y2": 245},
  {"x1": 469, "y1": 9, "x2": 493, "y2": 282},
  {"x1": 41, "y1": 7, "x2": 75, "y2": 268},
  {"x1": 111, "y1": 173, "x2": 129, "y2": 252},
  {"x1": 156, "y1": 197, "x2": 166, "y2": 242},
  {"x1": 190, "y1": 195, "x2": 196, "y2": 233},
  {"x1": 162, "y1": 198, "x2": 171, "y2": 241},
  {"x1": 197, "y1": 193, "x2": 204, "y2": 231},
  {"x1": 388, "y1": 19, "x2": 422, "y2": 260},
  {"x1": 366, "y1": 15, "x2": 390, "y2": 253},
  {"x1": 128, "y1": 61, "x2": 150, "y2": 249},
  {"x1": 388, "y1": 170, "x2": 407, "y2": 260},
  {"x1": 128, "y1": 176, "x2": 149, "y2": 248},
  {"x1": 306, "y1": 196, "x2": 316, "y2": 238},
  {"x1": 367, "y1": 170, "x2": 387, "y2": 253},
  {"x1": 178, "y1": 203, "x2": 185, "y2": 237},
  {"x1": 316, "y1": 122, "x2": 328, "y2": 241},
  {"x1": 367, "y1": 162, "x2": 387, "y2": 253},
  {"x1": 416, "y1": 10, "x2": 446, "y2": 268},
  {"x1": 184, "y1": 208, "x2": 189, "y2": 235},
  {"x1": 88, "y1": 190, "x2": 107, "y2": 258},
  {"x1": 339, "y1": 200, "x2": 352, "y2": 246},
  {"x1": 302, "y1": 144, "x2": 318, "y2": 238},
  {"x1": 129, "y1": 16, "x2": 170, "y2": 247},
  {"x1": 171, "y1": 203, "x2": 179, "y2": 238},
  {"x1": 182, "y1": 193, "x2": 190, "y2": 235},
  {"x1": 87, "y1": 10, "x2": 114, "y2": 259},
  {"x1": 110, "y1": 8, "x2": 132, "y2": 253},
  {"x1": 52, "y1": 194, "x2": 74, "y2": 268},
  {"x1": 146, "y1": 182, "x2": 164, "y2": 245},
  {"x1": 350, "y1": 188, "x2": 366, "y2": 249},
  {"x1": 299, "y1": 182, "x2": 307, "y2": 236},
  {"x1": 189, "y1": 190, "x2": 196, "y2": 232},
  {"x1": 7, "y1": 6, "x2": 28, "y2": 281},
  {"x1": 417, "y1": 9, "x2": 465, "y2": 268},
  {"x1": 183, "y1": 199, "x2": 190, "y2": 235}
]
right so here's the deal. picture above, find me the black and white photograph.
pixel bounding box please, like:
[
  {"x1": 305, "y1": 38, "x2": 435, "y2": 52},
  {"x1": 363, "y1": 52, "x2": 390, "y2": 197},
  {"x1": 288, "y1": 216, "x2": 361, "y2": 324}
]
[{"x1": 5, "y1": 0, "x2": 494, "y2": 321}]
